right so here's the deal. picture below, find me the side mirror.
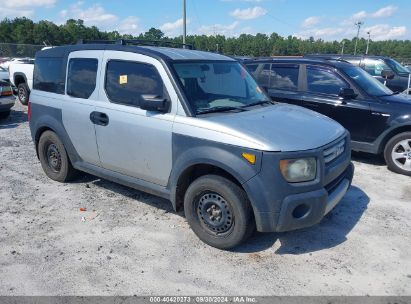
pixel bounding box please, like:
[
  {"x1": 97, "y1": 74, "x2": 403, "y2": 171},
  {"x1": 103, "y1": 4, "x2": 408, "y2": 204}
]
[
  {"x1": 140, "y1": 95, "x2": 170, "y2": 113},
  {"x1": 338, "y1": 88, "x2": 358, "y2": 100},
  {"x1": 381, "y1": 69, "x2": 395, "y2": 80}
]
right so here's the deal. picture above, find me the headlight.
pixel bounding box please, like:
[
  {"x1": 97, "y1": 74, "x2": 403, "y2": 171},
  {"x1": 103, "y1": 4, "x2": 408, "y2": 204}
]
[{"x1": 279, "y1": 157, "x2": 317, "y2": 183}]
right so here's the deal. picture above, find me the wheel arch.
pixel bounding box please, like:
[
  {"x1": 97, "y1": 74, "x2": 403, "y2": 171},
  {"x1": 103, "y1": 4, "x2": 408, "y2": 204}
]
[
  {"x1": 172, "y1": 162, "x2": 247, "y2": 211},
  {"x1": 13, "y1": 73, "x2": 28, "y2": 88},
  {"x1": 378, "y1": 124, "x2": 411, "y2": 154}
]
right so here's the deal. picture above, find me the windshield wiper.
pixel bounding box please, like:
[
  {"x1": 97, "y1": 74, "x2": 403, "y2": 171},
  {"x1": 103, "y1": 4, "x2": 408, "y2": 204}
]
[
  {"x1": 196, "y1": 106, "x2": 249, "y2": 115},
  {"x1": 242, "y1": 100, "x2": 274, "y2": 108}
]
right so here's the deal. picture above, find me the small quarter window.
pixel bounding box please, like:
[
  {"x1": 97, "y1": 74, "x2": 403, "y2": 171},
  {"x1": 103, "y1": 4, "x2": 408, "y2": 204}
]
[
  {"x1": 67, "y1": 58, "x2": 98, "y2": 99},
  {"x1": 105, "y1": 60, "x2": 166, "y2": 107},
  {"x1": 33, "y1": 57, "x2": 65, "y2": 94}
]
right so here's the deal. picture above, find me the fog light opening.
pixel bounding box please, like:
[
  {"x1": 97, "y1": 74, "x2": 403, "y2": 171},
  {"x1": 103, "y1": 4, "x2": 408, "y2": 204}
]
[{"x1": 292, "y1": 204, "x2": 311, "y2": 219}]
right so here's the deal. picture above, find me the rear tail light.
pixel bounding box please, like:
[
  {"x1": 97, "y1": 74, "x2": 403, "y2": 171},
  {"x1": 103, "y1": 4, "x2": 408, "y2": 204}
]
[{"x1": 0, "y1": 84, "x2": 13, "y2": 96}]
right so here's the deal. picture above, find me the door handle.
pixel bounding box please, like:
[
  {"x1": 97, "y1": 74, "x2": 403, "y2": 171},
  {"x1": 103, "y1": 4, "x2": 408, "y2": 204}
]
[{"x1": 90, "y1": 111, "x2": 109, "y2": 126}]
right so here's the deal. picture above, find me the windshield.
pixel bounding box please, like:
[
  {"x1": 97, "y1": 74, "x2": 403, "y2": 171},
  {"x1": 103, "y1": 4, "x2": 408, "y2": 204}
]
[
  {"x1": 385, "y1": 58, "x2": 411, "y2": 75},
  {"x1": 341, "y1": 65, "x2": 393, "y2": 96},
  {"x1": 173, "y1": 61, "x2": 270, "y2": 115}
]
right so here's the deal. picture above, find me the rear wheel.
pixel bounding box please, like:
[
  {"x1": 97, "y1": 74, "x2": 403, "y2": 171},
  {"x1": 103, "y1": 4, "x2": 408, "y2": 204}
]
[
  {"x1": 38, "y1": 131, "x2": 78, "y2": 182},
  {"x1": 0, "y1": 111, "x2": 10, "y2": 119},
  {"x1": 384, "y1": 132, "x2": 411, "y2": 176},
  {"x1": 17, "y1": 83, "x2": 29, "y2": 105},
  {"x1": 184, "y1": 175, "x2": 255, "y2": 249}
]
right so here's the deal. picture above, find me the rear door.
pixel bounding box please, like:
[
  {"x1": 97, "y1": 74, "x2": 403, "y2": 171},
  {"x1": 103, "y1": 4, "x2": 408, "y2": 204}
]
[
  {"x1": 61, "y1": 51, "x2": 101, "y2": 166},
  {"x1": 300, "y1": 64, "x2": 372, "y2": 142},
  {"x1": 266, "y1": 63, "x2": 302, "y2": 106}
]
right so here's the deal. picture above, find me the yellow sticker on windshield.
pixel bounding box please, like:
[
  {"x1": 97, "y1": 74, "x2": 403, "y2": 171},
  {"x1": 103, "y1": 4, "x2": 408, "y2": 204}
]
[{"x1": 119, "y1": 75, "x2": 128, "y2": 85}]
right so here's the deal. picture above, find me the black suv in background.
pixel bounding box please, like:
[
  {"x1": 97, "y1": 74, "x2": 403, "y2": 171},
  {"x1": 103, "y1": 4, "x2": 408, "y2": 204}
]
[
  {"x1": 305, "y1": 55, "x2": 411, "y2": 94},
  {"x1": 244, "y1": 58, "x2": 411, "y2": 176}
]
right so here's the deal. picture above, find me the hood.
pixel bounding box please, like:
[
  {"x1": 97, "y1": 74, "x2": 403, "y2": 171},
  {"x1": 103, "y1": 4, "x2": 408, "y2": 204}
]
[{"x1": 205, "y1": 104, "x2": 346, "y2": 152}]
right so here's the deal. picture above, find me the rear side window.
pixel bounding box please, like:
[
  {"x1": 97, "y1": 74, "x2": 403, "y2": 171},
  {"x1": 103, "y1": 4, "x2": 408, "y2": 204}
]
[
  {"x1": 33, "y1": 57, "x2": 65, "y2": 94},
  {"x1": 270, "y1": 64, "x2": 299, "y2": 90},
  {"x1": 306, "y1": 66, "x2": 349, "y2": 95},
  {"x1": 246, "y1": 64, "x2": 258, "y2": 73},
  {"x1": 105, "y1": 60, "x2": 165, "y2": 107},
  {"x1": 67, "y1": 58, "x2": 98, "y2": 99},
  {"x1": 257, "y1": 63, "x2": 271, "y2": 87}
]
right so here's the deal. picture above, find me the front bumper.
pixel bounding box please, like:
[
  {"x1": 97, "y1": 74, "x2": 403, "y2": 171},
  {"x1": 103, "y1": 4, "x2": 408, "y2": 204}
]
[
  {"x1": 0, "y1": 96, "x2": 15, "y2": 112},
  {"x1": 244, "y1": 133, "x2": 354, "y2": 233},
  {"x1": 275, "y1": 162, "x2": 353, "y2": 232}
]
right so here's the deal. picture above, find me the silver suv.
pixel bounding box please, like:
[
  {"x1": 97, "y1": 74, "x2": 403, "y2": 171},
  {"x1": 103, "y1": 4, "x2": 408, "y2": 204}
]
[{"x1": 29, "y1": 40, "x2": 354, "y2": 249}]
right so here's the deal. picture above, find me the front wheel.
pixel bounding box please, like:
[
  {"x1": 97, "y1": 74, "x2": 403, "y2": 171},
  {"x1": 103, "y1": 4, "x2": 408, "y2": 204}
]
[
  {"x1": 184, "y1": 175, "x2": 255, "y2": 250},
  {"x1": 17, "y1": 83, "x2": 29, "y2": 105},
  {"x1": 384, "y1": 132, "x2": 411, "y2": 176}
]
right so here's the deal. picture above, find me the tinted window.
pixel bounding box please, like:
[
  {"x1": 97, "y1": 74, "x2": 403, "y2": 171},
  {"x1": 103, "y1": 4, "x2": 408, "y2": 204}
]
[
  {"x1": 67, "y1": 58, "x2": 98, "y2": 99},
  {"x1": 105, "y1": 60, "x2": 165, "y2": 107},
  {"x1": 257, "y1": 63, "x2": 271, "y2": 87},
  {"x1": 246, "y1": 64, "x2": 258, "y2": 73},
  {"x1": 307, "y1": 66, "x2": 348, "y2": 95},
  {"x1": 341, "y1": 65, "x2": 392, "y2": 96},
  {"x1": 33, "y1": 57, "x2": 65, "y2": 94},
  {"x1": 270, "y1": 64, "x2": 299, "y2": 90},
  {"x1": 361, "y1": 59, "x2": 391, "y2": 76}
]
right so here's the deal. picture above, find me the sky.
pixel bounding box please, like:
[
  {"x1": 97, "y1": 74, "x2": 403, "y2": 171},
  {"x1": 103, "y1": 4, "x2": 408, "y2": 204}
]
[{"x1": 0, "y1": 0, "x2": 410, "y2": 41}]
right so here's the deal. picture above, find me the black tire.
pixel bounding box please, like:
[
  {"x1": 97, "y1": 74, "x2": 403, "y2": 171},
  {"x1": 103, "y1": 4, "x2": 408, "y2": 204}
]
[
  {"x1": 38, "y1": 131, "x2": 78, "y2": 182},
  {"x1": 17, "y1": 83, "x2": 29, "y2": 105},
  {"x1": 184, "y1": 175, "x2": 255, "y2": 249},
  {"x1": 0, "y1": 111, "x2": 10, "y2": 119},
  {"x1": 384, "y1": 132, "x2": 411, "y2": 176}
]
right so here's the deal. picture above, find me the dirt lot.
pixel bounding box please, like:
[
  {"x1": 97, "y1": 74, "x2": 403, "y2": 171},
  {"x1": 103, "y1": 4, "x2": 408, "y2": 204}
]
[{"x1": 0, "y1": 102, "x2": 410, "y2": 296}]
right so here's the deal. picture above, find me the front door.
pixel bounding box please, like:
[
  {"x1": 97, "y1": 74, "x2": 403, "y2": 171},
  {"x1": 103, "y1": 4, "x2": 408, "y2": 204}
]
[
  {"x1": 301, "y1": 65, "x2": 373, "y2": 143},
  {"x1": 93, "y1": 51, "x2": 176, "y2": 186}
]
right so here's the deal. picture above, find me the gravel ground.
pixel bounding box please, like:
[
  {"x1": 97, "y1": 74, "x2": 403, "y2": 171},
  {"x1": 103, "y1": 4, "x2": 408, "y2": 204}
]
[{"x1": 0, "y1": 102, "x2": 410, "y2": 296}]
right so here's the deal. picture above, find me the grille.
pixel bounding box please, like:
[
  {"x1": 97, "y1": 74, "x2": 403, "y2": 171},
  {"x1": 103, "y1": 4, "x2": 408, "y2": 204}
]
[{"x1": 323, "y1": 138, "x2": 345, "y2": 164}]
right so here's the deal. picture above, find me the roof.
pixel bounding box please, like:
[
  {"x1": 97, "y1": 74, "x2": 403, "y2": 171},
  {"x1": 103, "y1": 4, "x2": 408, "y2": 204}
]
[
  {"x1": 242, "y1": 57, "x2": 353, "y2": 68},
  {"x1": 35, "y1": 44, "x2": 234, "y2": 62},
  {"x1": 305, "y1": 54, "x2": 390, "y2": 60}
]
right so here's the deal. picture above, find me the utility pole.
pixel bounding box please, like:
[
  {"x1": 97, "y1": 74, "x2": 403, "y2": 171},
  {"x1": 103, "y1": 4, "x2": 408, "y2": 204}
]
[
  {"x1": 366, "y1": 31, "x2": 371, "y2": 55},
  {"x1": 341, "y1": 41, "x2": 345, "y2": 55},
  {"x1": 354, "y1": 21, "x2": 363, "y2": 55},
  {"x1": 183, "y1": 0, "x2": 187, "y2": 47}
]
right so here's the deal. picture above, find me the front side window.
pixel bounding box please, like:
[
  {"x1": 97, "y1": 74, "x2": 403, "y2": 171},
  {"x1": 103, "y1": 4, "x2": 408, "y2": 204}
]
[
  {"x1": 306, "y1": 66, "x2": 349, "y2": 95},
  {"x1": 269, "y1": 64, "x2": 299, "y2": 91},
  {"x1": 362, "y1": 59, "x2": 392, "y2": 76},
  {"x1": 173, "y1": 61, "x2": 269, "y2": 115},
  {"x1": 105, "y1": 60, "x2": 166, "y2": 107},
  {"x1": 341, "y1": 65, "x2": 393, "y2": 96},
  {"x1": 33, "y1": 57, "x2": 65, "y2": 94},
  {"x1": 67, "y1": 58, "x2": 98, "y2": 99}
]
